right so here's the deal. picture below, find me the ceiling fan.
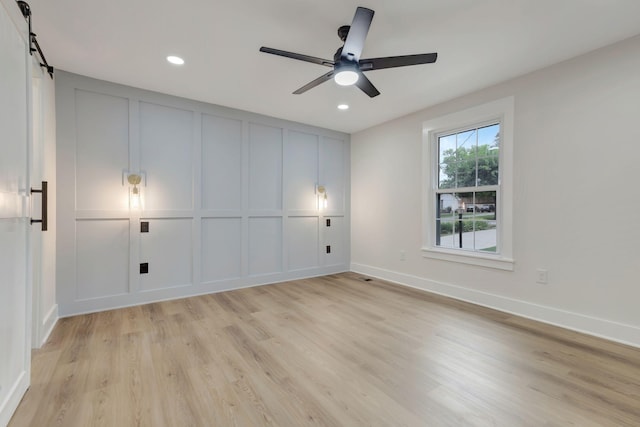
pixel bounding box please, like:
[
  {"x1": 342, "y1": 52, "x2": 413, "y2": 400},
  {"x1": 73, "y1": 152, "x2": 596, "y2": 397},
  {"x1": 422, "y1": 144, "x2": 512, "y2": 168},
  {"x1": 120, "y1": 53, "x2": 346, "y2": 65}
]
[{"x1": 259, "y1": 6, "x2": 438, "y2": 98}]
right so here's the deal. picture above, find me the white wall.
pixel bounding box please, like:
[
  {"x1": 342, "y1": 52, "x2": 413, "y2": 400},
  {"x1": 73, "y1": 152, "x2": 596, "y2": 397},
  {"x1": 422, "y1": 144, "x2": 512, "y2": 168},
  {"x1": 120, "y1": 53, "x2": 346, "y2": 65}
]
[
  {"x1": 351, "y1": 34, "x2": 640, "y2": 347},
  {"x1": 56, "y1": 72, "x2": 350, "y2": 316}
]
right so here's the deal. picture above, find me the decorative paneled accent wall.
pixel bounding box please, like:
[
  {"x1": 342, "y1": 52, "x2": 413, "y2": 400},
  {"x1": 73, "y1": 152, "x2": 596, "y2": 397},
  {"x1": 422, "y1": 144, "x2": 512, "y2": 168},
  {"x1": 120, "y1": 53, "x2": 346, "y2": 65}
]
[{"x1": 56, "y1": 72, "x2": 349, "y2": 316}]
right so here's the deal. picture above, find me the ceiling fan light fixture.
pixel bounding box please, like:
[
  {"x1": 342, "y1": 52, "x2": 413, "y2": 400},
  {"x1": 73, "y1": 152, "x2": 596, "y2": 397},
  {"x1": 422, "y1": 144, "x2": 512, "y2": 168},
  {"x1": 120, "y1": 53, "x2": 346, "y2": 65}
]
[
  {"x1": 334, "y1": 69, "x2": 359, "y2": 86},
  {"x1": 259, "y1": 7, "x2": 437, "y2": 98}
]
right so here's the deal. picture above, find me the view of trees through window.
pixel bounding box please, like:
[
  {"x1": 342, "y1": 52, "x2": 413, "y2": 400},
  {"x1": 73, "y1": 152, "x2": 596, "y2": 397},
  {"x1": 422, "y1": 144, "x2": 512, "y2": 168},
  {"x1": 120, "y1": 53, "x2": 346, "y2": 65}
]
[{"x1": 435, "y1": 123, "x2": 500, "y2": 253}]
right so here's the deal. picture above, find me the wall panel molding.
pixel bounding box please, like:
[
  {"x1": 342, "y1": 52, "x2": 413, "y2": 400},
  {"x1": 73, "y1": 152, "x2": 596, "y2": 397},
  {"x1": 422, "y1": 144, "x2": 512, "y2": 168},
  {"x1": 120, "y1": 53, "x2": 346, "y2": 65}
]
[{"x1": 56, "y1": 71, "x2": 350, "y2": 316}]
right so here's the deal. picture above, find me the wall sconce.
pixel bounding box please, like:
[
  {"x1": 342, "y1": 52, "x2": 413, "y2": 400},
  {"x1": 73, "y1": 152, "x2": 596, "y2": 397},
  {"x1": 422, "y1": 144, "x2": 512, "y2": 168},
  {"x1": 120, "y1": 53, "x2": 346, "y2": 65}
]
[
  {"x1": 316, "y1": 184, "x2": 328, "y2": 210},
  {"x1": 127, "y1": 173, "x2": 143, "y2": 209}
]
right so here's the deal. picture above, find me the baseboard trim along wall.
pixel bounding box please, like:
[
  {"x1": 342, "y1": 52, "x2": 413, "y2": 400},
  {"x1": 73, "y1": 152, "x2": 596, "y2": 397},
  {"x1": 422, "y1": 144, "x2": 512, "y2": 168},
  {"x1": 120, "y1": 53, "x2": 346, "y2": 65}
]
[
  {"x1": 40, "y1": 304, "x2": 58, "y2": 347},
  {"x1": 0, "y1": 371, "x2": 28, "y2": 427},
  {"x1": 59, "y1": 266, "x2": 348, "y2": 317},
  {"x1": 350, "y1": 263, "x2": 640, "y2": 349}
]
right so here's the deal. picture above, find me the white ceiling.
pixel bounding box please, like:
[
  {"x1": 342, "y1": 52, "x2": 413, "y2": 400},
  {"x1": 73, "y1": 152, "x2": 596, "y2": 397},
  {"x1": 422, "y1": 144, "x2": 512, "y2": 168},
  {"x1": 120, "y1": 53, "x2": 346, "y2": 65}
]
[{"x1": 27, "y1": 0, "x2": 640, "y2": 134}]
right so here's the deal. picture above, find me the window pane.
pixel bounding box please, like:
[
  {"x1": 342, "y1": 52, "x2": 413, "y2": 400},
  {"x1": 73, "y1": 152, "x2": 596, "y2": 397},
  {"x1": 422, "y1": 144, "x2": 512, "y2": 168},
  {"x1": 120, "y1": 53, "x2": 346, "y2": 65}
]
[
  {"x1": 475, "y1": 191, "x2": 497, "y2": 252},
  {"x1": 456, "y1": 129, "x2": 476, "y2": 151},
  {"x1": 475, "y1": 220, "x2": 497, "y2": 252},
  {"x1": 437, "y1": 220, "x2": 456, "y2": 248},
  {"x1": 436, "y1": 193, "x2": 456, "y2": 219},
  {"x1": 438, "y1": 165, "x2": 456, "y2": 189},
  {"x1": 455, "y1": 156, "x2": 477, "y2": 188},
  {"x1": 438, "y1": 134, "x2": 456, "y2": 163},
  {"x1": 475, "y1": 191, "x2": 496, "y2": 217},
  {"x1": 458, "y1": 192, "x2": 473, "y2": 213},
  {"x1": 453, "y1": 129, "x2": 477, "y2": 187},
  {"x1": 438, "y1": 135, "x2": 457, "y2": 189},
  {"x1": 476, "y1": 155, "x2": 499, "y2": 186},
  {"x1": 478, "y1": 124, "x2": 500, "y2": 152},
  {"x1": 477, "y1": 124, "x2": 500, "y2": 186}
]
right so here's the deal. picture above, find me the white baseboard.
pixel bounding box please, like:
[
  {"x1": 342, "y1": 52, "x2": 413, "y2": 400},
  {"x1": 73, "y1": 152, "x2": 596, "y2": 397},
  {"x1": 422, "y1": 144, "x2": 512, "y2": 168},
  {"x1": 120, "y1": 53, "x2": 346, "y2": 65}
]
[
  {"x1": 59, "y1": 265, "x2": 349, "y2": 318},
  {"x1": 0, "y1": 370, "x2": 28, "y2": 427},
  {"x1": 40, "y1": 304, "x2": 58, "y2": 347},
  {"x1": 350, "y1": 263, "x2": 640, "y2": 349}
]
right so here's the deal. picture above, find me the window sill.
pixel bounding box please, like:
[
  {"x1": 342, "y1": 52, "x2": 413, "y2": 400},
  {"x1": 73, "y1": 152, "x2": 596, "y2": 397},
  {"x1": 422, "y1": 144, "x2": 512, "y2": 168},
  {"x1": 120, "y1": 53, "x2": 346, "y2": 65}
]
[{"x1": 421, "y1": 247, "x2": 514, "y2": 271}]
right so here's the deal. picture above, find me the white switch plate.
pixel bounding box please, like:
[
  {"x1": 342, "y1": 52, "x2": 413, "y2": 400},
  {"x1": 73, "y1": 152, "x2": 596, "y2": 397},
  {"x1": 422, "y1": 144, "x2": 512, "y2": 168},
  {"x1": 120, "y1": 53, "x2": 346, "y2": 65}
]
[{"x1": 536, "y1": 269, "x2": 548, "y2": 284}]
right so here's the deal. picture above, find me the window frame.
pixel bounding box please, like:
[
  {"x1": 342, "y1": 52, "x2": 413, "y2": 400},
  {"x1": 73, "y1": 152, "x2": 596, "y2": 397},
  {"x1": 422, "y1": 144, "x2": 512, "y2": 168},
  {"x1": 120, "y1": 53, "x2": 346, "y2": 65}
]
[{"x1": 422, "y1": 97, "x2": 515, "y2": 271}]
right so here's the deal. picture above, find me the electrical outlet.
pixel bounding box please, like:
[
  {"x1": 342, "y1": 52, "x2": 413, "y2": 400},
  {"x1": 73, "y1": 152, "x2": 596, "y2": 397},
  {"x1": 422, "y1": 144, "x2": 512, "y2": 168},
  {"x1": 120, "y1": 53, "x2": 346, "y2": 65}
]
[
  {"x1": 400, "y1": 250, "x2": 406, "y2": 261},
  {"x1": 536, "y1": 269, "x2": 548, "y2": 284}
]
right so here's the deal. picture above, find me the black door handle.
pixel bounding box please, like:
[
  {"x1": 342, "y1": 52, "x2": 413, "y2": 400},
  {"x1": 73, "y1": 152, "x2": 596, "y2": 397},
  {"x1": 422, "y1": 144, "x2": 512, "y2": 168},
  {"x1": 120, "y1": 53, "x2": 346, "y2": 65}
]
[{"x1": 30, "y1": 181, "x2": 47, "y2": 231}]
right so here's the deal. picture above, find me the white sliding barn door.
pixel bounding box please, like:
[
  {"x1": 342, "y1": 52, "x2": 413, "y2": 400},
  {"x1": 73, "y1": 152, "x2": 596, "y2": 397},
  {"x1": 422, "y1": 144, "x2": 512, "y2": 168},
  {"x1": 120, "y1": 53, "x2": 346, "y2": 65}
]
[{"x1": 0, "y1": 1, "x2": 31, "y2": 425}]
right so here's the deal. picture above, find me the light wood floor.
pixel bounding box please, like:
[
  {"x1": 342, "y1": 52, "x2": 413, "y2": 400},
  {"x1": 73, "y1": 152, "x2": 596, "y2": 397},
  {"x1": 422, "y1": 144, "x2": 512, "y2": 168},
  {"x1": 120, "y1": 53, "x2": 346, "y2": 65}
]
[{"x1": 9, "y1": 273, "x2": 640, "y2": 426}]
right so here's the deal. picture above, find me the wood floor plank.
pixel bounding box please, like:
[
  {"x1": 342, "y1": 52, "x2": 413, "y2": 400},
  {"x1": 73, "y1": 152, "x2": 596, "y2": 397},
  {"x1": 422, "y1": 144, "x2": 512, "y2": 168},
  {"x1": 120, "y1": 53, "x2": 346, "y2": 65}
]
[{"x1": 9, "y1": 273, "x2": 640, "y2": 426}]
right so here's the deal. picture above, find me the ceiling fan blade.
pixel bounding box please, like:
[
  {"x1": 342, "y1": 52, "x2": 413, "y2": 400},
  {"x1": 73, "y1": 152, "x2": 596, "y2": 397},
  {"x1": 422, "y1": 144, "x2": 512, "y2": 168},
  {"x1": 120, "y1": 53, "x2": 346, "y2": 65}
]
[
  {"x1": 293, "y1": 70, "x2": 335, "y2": 94},
  {"x1": 355, "y1": 73, "x2": 380, "y2": 98},
  {"x1": 360, "y1": 53, "x2": 438, "y2": 71},
  {"x1": 341, "y1": 7, "x2": 374, "y2": 62},
  {"x1": 260, "y1": 47, "x2": 334, "y2": 67}
]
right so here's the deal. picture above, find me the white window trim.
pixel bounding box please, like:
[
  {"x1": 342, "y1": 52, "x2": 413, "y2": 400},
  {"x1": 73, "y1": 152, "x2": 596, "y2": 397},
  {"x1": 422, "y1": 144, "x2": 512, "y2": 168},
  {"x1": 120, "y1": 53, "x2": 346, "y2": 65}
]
[{"x1": 422, "y1": 97, "x2": 515, "y2": 271}]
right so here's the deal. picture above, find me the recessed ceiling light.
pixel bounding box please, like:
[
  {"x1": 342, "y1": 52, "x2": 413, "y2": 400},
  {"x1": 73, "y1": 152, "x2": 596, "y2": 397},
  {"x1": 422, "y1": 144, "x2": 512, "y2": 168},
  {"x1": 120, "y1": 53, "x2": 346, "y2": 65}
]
[
  {"x1": 337, "y1": 104, "x2": 349, "y2": 110},
  {"x1": 166, "y1": 55, "x2": 185, "y2": 65}
]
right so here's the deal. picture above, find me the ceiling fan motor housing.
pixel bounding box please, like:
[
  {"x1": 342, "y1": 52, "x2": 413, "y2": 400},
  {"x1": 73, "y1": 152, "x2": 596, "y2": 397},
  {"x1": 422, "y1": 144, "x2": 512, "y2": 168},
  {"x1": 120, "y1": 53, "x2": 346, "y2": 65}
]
[{"x1": 338, "y1": 25, "x2": 350, "y2": 42}]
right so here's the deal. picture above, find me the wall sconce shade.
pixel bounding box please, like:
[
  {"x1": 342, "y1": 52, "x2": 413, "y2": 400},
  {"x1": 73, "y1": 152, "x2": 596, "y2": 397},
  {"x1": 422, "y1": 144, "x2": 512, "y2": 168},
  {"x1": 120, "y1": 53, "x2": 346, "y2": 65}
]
[
  {"x1": 127, "y1": 174, "x2": 142, "y2": 194},
  {"x1": 126, "y1": 173, "x2": 143, "y2": 209},
  {"x1": 316, "y1": 184, "x2": 328, "y2": 210}
]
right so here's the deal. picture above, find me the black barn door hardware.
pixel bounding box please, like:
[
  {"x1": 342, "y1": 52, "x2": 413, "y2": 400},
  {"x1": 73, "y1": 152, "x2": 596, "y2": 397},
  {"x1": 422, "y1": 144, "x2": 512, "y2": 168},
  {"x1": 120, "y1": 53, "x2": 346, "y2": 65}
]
[
  {"x1": 17, "y1": 1, "x2": 54, "y2": 78},
  {"x1": 30, "y1": 181, "x2": 47, "y2": 231}
]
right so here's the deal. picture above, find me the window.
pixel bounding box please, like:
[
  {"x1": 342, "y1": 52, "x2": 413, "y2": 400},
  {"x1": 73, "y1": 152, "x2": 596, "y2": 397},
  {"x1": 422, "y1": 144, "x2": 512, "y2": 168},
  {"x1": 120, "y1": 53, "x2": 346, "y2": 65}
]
[
  {"x1": 436, "y1": 122, "x2": 499, "y2": 252},
  {"x1": 422, "y1": 97, "x2": 514, "y2": 270}
]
